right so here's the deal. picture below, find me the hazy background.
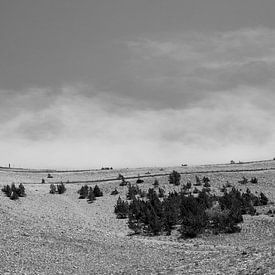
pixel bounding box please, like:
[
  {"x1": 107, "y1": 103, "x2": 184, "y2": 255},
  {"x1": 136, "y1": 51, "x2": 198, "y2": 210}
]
[{"x1": 1, "y1": 0, "x2": 275, "y2": 169}]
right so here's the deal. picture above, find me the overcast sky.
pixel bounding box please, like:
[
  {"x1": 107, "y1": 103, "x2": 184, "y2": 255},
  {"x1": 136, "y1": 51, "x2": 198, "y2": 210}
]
[{"x1": 1, "y1": 0, "x2": 275, "y2": 169}]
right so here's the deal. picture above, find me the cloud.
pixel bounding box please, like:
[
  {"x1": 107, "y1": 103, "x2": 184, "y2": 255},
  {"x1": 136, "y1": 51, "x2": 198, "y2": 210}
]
[
  {"x1": 1, "y1": 28, "x2": 275, "y2": 168},
  {"x1": 124, "y1": 27, "x2": 275, "y2": 108},
  {"x1": 1, "y1": 82, "x2": 275, "y2": 168}
]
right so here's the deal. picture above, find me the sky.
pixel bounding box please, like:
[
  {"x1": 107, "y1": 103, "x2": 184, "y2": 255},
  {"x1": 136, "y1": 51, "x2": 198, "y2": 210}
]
[{"x1": 1, "y1": 0, "x2": 275, "y2": 169}]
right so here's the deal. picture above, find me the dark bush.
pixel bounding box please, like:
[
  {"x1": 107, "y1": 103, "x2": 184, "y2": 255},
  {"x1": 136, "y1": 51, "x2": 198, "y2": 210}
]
[
  {"x1": 49, "y1": 183, "x2": 56, "y2": 194},
  {"x1": 118, "y1": 174, "x2": 127, "y2": 186},
  {"x1": 111, "y1": 188, "x2": 119, "y2": 195},
  {"x1": 119, "y1": 181, "x2": 128, "y2": 186},
  {"x1": 2, "y1": 185, "x2": 11, "y2": 197},
  {"x1": 87, "y1": 187, "x2": 95, "y2": 203},
  {"x1": 114, "y1": 196, "x2": 129, "y2": 219},
  {"x1": 238, "y1": 177, "x2": 248, "y2": 185},
  {"x1": 10, "y1": 191, "x2": 19, "y2": 200},
  {"x1": 2, "y1": 183, "x2": 26, "y2": 199},
  {"x1": 203, "y1": 181, "x2": 211, "y2": 188},
  {"x1": 153, "y1": 179, "x2": 159, "y2": 187},
  {"x1": 203, "y1": 177, "x2": 210, "y2": 187},
  {"x1": 136, "y1": 175, "x2": 144, "y2": 184},
  {"x1": 250, "y1": 177, "x2": 258, "y2": 184},
  {"x1": 194, "y1": 176, "x2": 202, "y2": 186},
  {"x1": 186, "y1": 181, "x2": 192, "y2": 189},
  {"x1": 116, "y1": 184, "x2": 267, "y2": 238},
  {"x1": 158, "y1": 187, "x2": 165, "y2": 198},
  {"x1": 18, "y1": 183, "x2": 26, "y2": 197},
  {"x1": 180, "y1": 196, "x2": 207, "y2": 238},
  {"x1": 226, "y1": 181, "x2": 232, "y2": 188},
  {"x1": 206, "y1": 207, "x2": 241, "y2": 234},
  {"x1": 93, "y1": 185, "x2": 103, "y2": 197},
  {"x1": 127, "y1": 184, "x2": 145, "y2": 200},
  {"x1": 57, "y1": 182, "x2": 66, "y2": 194},
  {"x1": 260, "y1": 192, "x2": 268, "y2": 205},
  {"x1": 162, "y1": 195, "x2": 180, "y2": 234},
  {"x1": 169, "y1": 170, "x2": 181, "y2": 186},
  {"x1": 78, "y1": 185, "x2": 89, "y2": 199}
]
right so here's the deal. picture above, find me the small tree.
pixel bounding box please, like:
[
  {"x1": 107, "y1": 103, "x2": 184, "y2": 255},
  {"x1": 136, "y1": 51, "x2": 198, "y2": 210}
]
[
  {"x1": 153, "y1": 179, "x2": 159, "y2": 187},
  {"x1": 114, "y1": 197, "x2": 129, "y2": 219},
  {"x1": 57, "y1": 182, "x2": 66, "y2": 194},
  {"x1": 10, "y1": 191, "x2": 19, "y2": 200},
  {"x1": 118, "y1": 174, "x2": 127, "y2": 186},
  {"x1": 49, "y1": 183, "x2": 56, "y2": 194},
  {"x1": 93, "y1": 185, "x2": 103, "y2": 197},
  {"x1": 78, "y1": 185, "x2": 89, "y2": 199},
  {"x1": 259, "y1": 192, "x2": 268, "y2": 205},
  {"x1": 203, "y1": 177, "x2": 211, "y2": 187},
  {"x1": 194, "y1": 176, "x2": 202, "y2": 186},
  {"x1": 186, "y1": 181, "x2": 192, "y2": 189},
  {"x1": 18, "y1": 183, "x2": 26, "y2": 197},
  {"x1": 169, "y1": 170, "x2": 181, "y2": 186},
  {"x1": 2, "y1": 185, "x2": 11, "y2": 197},
  {"x1": 87, "y1": 187, "x2": 95, "y2": 203},
  {"x1": 180, "y1": 196, "x2": 207, "y2": 238},
  {"x1": 158, "y1": 187, "x2": 165, "y2": 198}
]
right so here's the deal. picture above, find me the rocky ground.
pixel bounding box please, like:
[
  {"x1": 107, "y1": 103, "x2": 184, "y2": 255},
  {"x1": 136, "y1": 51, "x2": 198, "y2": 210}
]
[{"x1": 0, "y1": 162, "x2": 275, "y2": 274}]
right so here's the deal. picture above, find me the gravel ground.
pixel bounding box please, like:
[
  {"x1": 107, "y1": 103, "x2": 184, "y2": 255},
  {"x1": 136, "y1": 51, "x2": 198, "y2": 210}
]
[{"x1": 0, "y1": 165, "x2": 275, "y2": 274}]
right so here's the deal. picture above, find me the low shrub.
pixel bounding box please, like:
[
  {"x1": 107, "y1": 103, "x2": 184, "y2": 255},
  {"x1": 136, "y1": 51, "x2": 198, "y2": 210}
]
[
  {"x1": 136, "y1": 175, "x2": 144, "y2": 184},
  {"x1": 111, "y1": 188, "x2": 119, "y2": 195},
  {"x1": 238, "y1": 177, "x2": 248, "y2": 185}
]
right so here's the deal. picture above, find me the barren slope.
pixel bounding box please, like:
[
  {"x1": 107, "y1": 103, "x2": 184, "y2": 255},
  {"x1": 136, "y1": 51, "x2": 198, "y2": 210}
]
[{"x1": 0, "y1": 163, "x2": 275, "y2": 274}]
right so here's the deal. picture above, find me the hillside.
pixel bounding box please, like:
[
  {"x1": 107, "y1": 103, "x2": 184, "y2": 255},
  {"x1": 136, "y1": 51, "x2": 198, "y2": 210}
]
[{"x1": 0, "y1": 161, "x2": 275, "y2": 274}]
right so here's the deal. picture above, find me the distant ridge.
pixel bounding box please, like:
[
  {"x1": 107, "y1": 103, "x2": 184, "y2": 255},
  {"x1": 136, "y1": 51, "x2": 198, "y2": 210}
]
[{"x1": 1, "y1": 158, "x2": 274, "y2": 174}]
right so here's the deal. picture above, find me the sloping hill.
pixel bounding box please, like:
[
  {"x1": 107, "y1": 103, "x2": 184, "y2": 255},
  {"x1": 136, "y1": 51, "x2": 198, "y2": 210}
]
[{"x1": 0, "y1": 165, "x2": 275, "y2": 274}]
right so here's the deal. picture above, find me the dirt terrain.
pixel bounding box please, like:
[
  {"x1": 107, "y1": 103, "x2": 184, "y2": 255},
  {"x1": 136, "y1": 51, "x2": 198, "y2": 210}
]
[{"x1": 0, "y1": 161, "x2": 275, "y2": 274}]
